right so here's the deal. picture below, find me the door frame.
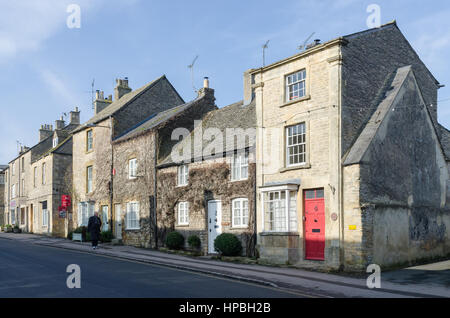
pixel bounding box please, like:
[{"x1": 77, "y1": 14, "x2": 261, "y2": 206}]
[
  {"x1": 207, "y1": 200, "x2": 222, "y2": 254},
  {"x1": 114, "y1": 204, "x2": 122, "y2": 240},
  {"x1": 303, "y1": 188, "x2": 325, "y2": 261},
  {"x1": 101, "y1": 205, "x2": 109, "y2": 232}
]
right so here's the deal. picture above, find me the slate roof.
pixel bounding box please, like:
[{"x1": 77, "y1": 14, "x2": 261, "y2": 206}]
[
  {"x1": 0, "y1": 165, "x2": 8, "y2": 171},
  {"x1": 343, "y1": 65, "x2": 448, "y2": 165},
  {"x1": 439, "y1": 124, "x2": 450, "y2": 160},
  {"x1": 159, "y1": 99, "x2": 256, "y2": 167},
  {"x1": 113, "y1": 95, "x2": 204, "y2": 143},
  {"x1": 73, "y1": 75, "x2": 183, "y2": 133}
]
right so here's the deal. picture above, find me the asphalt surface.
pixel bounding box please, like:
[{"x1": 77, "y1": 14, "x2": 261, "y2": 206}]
[{"x1": 0, "y1": 239, "x2": 301, "y2": 298}]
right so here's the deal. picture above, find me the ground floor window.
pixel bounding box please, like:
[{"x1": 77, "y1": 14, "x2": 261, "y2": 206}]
[
  {"x1": 262, "y1": 189, "x2": 298, "y2": 232},
  {"x1": 42, "y1": 201, "x2": 48, "y2": 227},
  {"x1": 232, "y1": 198, "x2": 249, "y2": 228},
  {"x1": 177, "y1": 202, "x2": 189, "y2": 225},
  {"x1": 78, "y1": 202, "x2": 95, "y2": 226},
  {"x1": 126, "y1": 202, "x2": 140, "y2": 230},
  {"x1": 11, "y1": 209, "x2": 16, "y2": 225}
]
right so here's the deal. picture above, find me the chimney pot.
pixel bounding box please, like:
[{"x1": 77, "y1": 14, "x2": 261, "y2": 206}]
[
  {"x1": 114, "y1": 77, "x2": 132, "y2": 100},
  {"x1": 70, "y1": 107, "x2": 81, "y2": 125},
  {"x1": 203, "y1": 77, "x2": 210, "y2": 88}
]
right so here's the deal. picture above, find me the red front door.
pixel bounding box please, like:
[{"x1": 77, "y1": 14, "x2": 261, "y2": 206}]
[{"x1": 304, "y1": 189, "x2": 325, "y2": 260}]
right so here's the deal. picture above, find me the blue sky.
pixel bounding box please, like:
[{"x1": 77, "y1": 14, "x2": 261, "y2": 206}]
[{"x1": 1, "y1": 0, "x2": 449, "y2": 163}]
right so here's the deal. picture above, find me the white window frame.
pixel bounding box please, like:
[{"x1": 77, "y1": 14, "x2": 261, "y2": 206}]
[
  {"x1": 33, "y1": 166, "x2": 37, "y2": 187},
  {"x1": 77, "y1": 202, "x2": 94, "y2": 227},
  {"x1": 126, "y1": 201, "x2": 140, "y2": 230},
  {"x1": 261, "y1": 186, "x2": 298, "y2": 233},
  {"x1": 0, "y1": 174, "x2": 4, "y2": 185},
  {"x1": 177, "y1": 202, "x2": 189, "y2": 225},
  {"x1": 87, "y1": 130, "x2": 93, "y2": 151},
  {"x1": 232, "y1": 198, "x2": 249, "y2": 228},
  {"x1": 231, "y1": 151, "x2": 249, "y2": 181},
  {"x1": 87, "y1": 166, "x2": 93, "y2": 193},
  {"x1": 53, "y1": 136, "x2": 58, "y2": 148},
  {"x1": 128, "y1": 158, "x2": 137, "y2": 179},
  {"x1": 11, "y1": 184, "x2": 16, "y2": 199},
  {"x1": 285, "y1": 69, "x2": 306, "y2": 102},
  {"x1": 286, "y1": 123, "x2": 306, "y2": 167},
  {"x1": 42, "y1": 209, "x2": 48, "y2": 227},
  {"x1": 177, "y1": 165, "x2": 189, "y2": 186}
]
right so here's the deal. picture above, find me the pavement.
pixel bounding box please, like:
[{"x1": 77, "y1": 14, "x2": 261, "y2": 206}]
[{"x1": 0, "y1": 232, "x2": 449, "y2": 298}]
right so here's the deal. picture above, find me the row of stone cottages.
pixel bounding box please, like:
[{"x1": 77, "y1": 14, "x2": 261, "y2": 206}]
[{"x1": 3, "y1": 21, "x2": 450, "y2": 271}]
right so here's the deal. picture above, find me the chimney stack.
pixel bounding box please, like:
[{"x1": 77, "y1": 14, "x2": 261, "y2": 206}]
[
  {"x1": 39, "y1": 124, "x2": 53, "y2": 142},
  {"x1": 243, "y1": 70, "x2": 255, "y2": 106},
  {"x1": 198, "y1": 77, "x2": 215, "y2": 100},
  {"x1": 55, "y1": 116, "x2": 65, "y2": 130},
  {"x1": 70, "y1": 107, "x2": 80, "y2": 125},
  {"x1": 114, "y1": 78, "x2": 132, "y2": 100},
  {"x1": 94, "y1": 90, "x2": 112, "y2": 114}
]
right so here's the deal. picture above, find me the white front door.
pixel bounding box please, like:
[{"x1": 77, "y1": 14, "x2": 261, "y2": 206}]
[
  {"x1": 208, "y1": 200, "x2": 222, "y2": 254},
  {"x1": 101, "y1": 206, "x2": 109, "y2": 231},
  {"x1": 114, "y1": 204, "x2": 122, "y2": 239}
]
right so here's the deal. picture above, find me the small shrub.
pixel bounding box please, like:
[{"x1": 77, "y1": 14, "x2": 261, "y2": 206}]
[
  {"x1": 214, "y1": 233, "x2": 242, "y2": 256},
  {"x1": 67, "y1": 232, "x2": 73, "y2": 240},
  {"x1": 187, "y1": 235, "x2": 201, "y2": 249},
  {"x1": 100, "y1": 230, "x2": 114, "y2": 243},
  {"x1": 165, "y1": 231, "x2": 185, "y2": 250}
]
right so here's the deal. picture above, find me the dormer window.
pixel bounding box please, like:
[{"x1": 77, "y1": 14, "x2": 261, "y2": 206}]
[{"x1": 53, "y1": 136, "x2": 58, "y2": 148}]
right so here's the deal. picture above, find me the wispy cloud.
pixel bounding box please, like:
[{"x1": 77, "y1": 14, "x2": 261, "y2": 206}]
[{"x1": 0, "y1": 0, "x2": 102, "y2": 63}]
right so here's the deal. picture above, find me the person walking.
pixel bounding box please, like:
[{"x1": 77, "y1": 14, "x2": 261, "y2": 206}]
[{"x1": 88, "y1": 212, "x2": 102, "y2": 250}]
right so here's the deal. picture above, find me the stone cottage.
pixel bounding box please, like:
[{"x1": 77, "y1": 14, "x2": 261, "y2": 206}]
[
  {"x1": 71, "y1": 76, "x2": 185, "y2": 233},
  {"x1": 156, "y1": 96, "x2": 256, "y2": 256},
  {"x1": 248, "y1": 21, "x2": 450, "y2": 270},
  {"x1": 26, "y1": 110, "x2": 81, "y2": 237},
  {"x1": 110, "y1": 80, "x2": 217, "y2": 248},
  {"x1": 3, "y1": 108, "x2": 80, "y2": 236},
  {"x1": 0, "y1": 165, "x2": 7, "y2": 226}
]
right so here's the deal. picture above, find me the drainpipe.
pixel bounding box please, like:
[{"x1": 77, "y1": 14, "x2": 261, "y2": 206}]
[
  {"x1": 253, "y1": 158, "x2": 257, "y2": 257},
  {"x1": 109, "y1": 116, "x2": 114, "y2": 231},
  {"x1": 337, "y1": 53, "x2": 345, "y2": 271},
  {"x1": 153, "y1": 132, "x2": 158, "y2": 249}
]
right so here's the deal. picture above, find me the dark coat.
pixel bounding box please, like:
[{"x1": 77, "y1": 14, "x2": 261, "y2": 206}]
[{"x1": 87, "y1": 215, "x2": 102, "y2": 241}]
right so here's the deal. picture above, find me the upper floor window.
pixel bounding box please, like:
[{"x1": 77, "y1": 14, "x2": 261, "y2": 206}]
[
  {"x1": 21, "y1": 179, "x2": 25, "y2": 195},
  {"x1": 12, "y1": 163, "x2": 15, "y2": 176},
  {"x1": 0, "y1": 174, "x2": 4, "y2": 185},
  {"x1": 42, "y1": 163, "x2": 46, "y2": 185},
  {"x1": 232, "y1": 198, "x2": 249, "y2": 228},
  {"x1": 177, "y1": 164, "x2": 189, "y2": 186},
  {"x1": 177, "y1": 202, "x2": 189, "y2": 225},
  {"x1": 86, "y1": 130, "x2": 93, "y2": 152},
  {"x1": 86, "y1": 166, "x2": 93, "y2": 193},
  {"x1": 11, "y1": 184, "x2": 16, "y2": 198},
  {"x1": 128, "y1": 158, "x2": 137, "y2": 179},
  {"x1": 231, "y1": 151, "x2": 249, "y2": 181},
  {"x1": 21, "y1": 157, "x2": 25, "y2": 172},
  {"x1": 34, "y1": 167, "x2": 37, "y2": 187},
  {"x1": 286, "y1": 123, "x2": 306, "y2": 167},
  {"x1": 53, "y1": 136, "x2": 58, "y2": 148},
  {"x1": 286, "y1": 70, "x2": 306, "y2": 102}
]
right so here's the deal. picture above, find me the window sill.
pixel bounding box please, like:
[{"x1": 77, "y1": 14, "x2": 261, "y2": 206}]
[
  {"x1": 176, "y1": 224, "x2": 190, "y2": 227},
  {"x1": 260, "y1": 232, "x2": 299, "y2": 236},
  {"x1": 231, "y1": 226, "x2": 249, "y2": 230},
  {"x1": 230, "y1": 178, "x2": 248, "y2": 183},
  {"x1": 280, "y1": 95, "x2": 311, "y2": 108},
  {"x1": 176, "y1": 184, "x2": 189, "y2": 188},
  {"x1": 279, "y1": 164, "x2": 311, "y2": 173},
  {"x1": 125, "y1": 228, "x2": 141, "y2": 231}
]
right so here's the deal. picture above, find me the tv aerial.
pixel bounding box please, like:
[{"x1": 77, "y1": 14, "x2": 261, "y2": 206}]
[
  {"x1": 187, "y1": 55, "x2": 199, "y2": 93},
  {"x1": 262, "y1": 40, "x2": 270, "y2": 67},
  {"x1": 298, "y1": 32, "x2": 316, "y2": 51}
]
